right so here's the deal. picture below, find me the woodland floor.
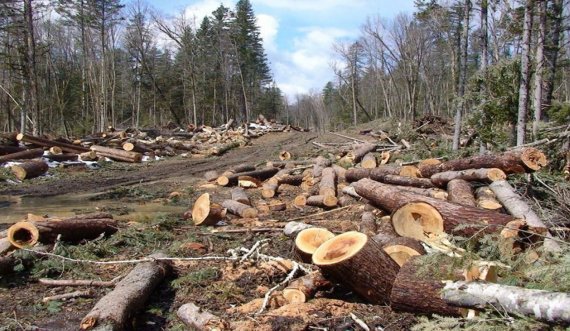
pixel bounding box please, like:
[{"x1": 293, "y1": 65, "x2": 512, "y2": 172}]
[{"x1": 0, "y1": 129, "x2": 421, "y2": 331}]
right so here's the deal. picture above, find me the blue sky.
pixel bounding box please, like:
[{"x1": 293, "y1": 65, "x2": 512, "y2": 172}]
[{"x1": 147, "y1": 0, "x2": 417, "y2": 97}]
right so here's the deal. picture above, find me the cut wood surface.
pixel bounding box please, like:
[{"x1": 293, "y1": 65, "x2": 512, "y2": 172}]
[
  {"x1": 17, "y1": 133, "x2": 89, "y2": 154},
  {"x1": 231, "y1": 187, "x2": 250, "y2": 205},
  {"x1": 294, "y1": 227, "x2": 335, "y2": 263},
  {"x1": 361, "y1": 153, "x2": 377, "y2": 168},
  {"x1": 375, "y1": 174, "x2": 436, "y2": 189},
  {"x1": 122, "y1": 142, "x2": 152, "y2": 154},
  {"x1": 0, "y1": 148, "x2": 44, "y2": 164},
  {"x1": 7, "y1": 218, "x2": 118, "y2": 248},
  {"x1": 441, "y1": 281, "x2": 570, "y2": 324},
  {"x1": 90, "y1": 145, "x2": 142, "y2": 163},
  {"x1": 216, "y1": 167, "x2": 278, "y2": 186},
  {"x1": 80, "y1": 253, "x2": 171, "y2": 330},
  {"x1": 475, "y1": 186, "x2": 503, "y2": 210},
  {"x1": 191, "y1": 193, "x2": 226, "y2": 226},
  {"x1": 306, "y1": 195, "x2": 338, "y2": 208},
  {"x1": 177, "y1": 302, "x2": 228, "y2": 330},
  {"x1": 222, "y1": 200, "x2": 258, "y2": 218},
  {"x1": 447, "y1": 179, "x2": 476, "y2": 207},
  {"x1": 279, "y1": 151, "x2": 292, "y2": 160},
  {"x1": 419, "y1": 148, "x2": 547, "y2": 177},
  {"x1": 11, "y1": 160, "x2": 49, "y2": 180},
  {"x1": 377, "y1": 237, "x2": 426, "y2": 267},
  {"x1": 282, "y1": 271, "x2": 332, "y2": 304},
  {"x1": 312, "y1": 231, "x2": 399, "y2": 304},
  {"x1": 353, "y1": 179, "x2": 514, "y2": 239},
  {"x1": 430, "y1": 168, "x2": 506, "y2": 187},
  {"x1": 318, "y1": 167, "x2": 337, "y2": 197}
]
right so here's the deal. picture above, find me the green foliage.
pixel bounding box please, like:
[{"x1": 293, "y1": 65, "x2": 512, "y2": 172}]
[
  {"x1": 412, "y1": 313, "x2": 549, "y2": 331},
  {"x1": 91, "y1": 186, "x2": 157, "y2": 201},
  {"x1": 547, "y1": 101, "x2": 570, "y2": 124},
  {"x1": 171, "y1": 267, "x2": 220, "y2": 289}
]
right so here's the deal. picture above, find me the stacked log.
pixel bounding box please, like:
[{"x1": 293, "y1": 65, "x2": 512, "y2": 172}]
[{"x1": 11, "y1": 160, "x2": 49, "y2": 180}]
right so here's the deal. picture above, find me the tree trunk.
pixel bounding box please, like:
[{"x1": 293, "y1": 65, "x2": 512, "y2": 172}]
[
  {"x1": 532, "y1": 0, "x2": 546, "y2": 140},
  {"x1": 318, "y1": 167, "x2": 337, "y2": 197},
  {"x1": 359, "y1": 211, "x2": 377, "y2": 237},
  {"x1": 475, "y1": 186, "x2": 503, "y2": 210},
  {"x1": 516, "y1": 0, "x2": 534, "y2": 146},
  {"x1": 447, "y1": 179, "x2": 476, "y2": 207},
  {"x1": 375, "y1": 174, "x2": 436, "y2": 189},
  {"x1": 373, "y1": 235, "x2": 426, "y2": 267},
  {"x1": 543, "y1": 0, "x2": 564, "y2": 111},
  {"x1": 17, "y1": 133, "x2": 89, "y2": 154},
  {"x1": 282, "y1": 271, "x2": 332, "y2": 304},
  {"x1": 312, "y1": 231, "x2": 399, "y2": 304},
  {"x1": 91, "y1": 145, "x2": 142, "y2": 163},
  {"x1": 0, "y1": 148, "x2": 44, "y2": 164},
  {"x1": 221, "y1": 200, "x2": 257, "y2": 218},
  {"x1": 80, "y1": 253, "x2": 171, "y2": 330},
  {"x1": 230, "y1": 187, "x2": 250, "y2": 206},
  {"x1": 430, "y1": 168, "x2": 506, "y2": 187},
  {"x1": 217, "y1": 167, "x2": 278, "y2": 187},
  {"x1": 452, "y1": 0, "x2": 471, "y2": 151},
  {"x1": 345, "y1": 166, "x2": 401, "y2": 182},
  {"x1": 11, "y1": 160, "x2": 49, "y2": 180},
  {"x1": 361, "y1": 153, "x2": 377, "y2": 169},
  {"x1": 419, "y1": 148, "x2": 547, "y2": 177},
  {"x1": 306, "y1": 195, "x2": 338, "y2": 208},
  {"x1": 352, "y1": 143, "x2": 376, "y2": 163},
  {"x1": 177, "y1": 302, "x2": 228, "y2": 331}
]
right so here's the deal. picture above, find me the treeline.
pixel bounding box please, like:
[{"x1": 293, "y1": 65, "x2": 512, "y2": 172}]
[
  {"x1": 0, "y1": 0, "x2": 281, "y2": 136},
  {"x1": 307, "y1": 0, "x2": 569, "y2": 147}
]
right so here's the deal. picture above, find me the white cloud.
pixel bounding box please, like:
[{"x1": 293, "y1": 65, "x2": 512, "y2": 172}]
[
  {"x1": 183, "y1": 0, "x2": 235, "y2": 23},
  {"x1": 257, "y1": 14, "x2": 279, "y2": 53},
  {"x1": 253, "y1": 0, "x2": 367, "y2": 11}
]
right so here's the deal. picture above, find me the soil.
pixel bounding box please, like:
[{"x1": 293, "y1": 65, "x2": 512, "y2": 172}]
[{"x1": 0, "y1": 131, "x2": 418, "y2": 330}]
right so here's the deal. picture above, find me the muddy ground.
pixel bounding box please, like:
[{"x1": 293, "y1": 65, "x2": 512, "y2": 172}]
[{"x1": 0, "y1": 130, "x2": 421, "y2": 330}]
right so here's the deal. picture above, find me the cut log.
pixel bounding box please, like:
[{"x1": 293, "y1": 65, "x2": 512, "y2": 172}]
[
  {"x1": 376, "y1": 236, "x2": 426, "y2": 267},
  {"x1": 399, "y1": 186, "x2": 448, "y2": 200},
  {"x1": 90, "y1": 145, "x2": 142, "y2": 163},
  {"x1": 380, "y1": 151, "x2": 391, "y2": 165},
  {"x1": 262, "y1": 169, "x2": 294, "y2": 198},
  {"x1": 210, "y1": 141, "x2": 240, "y2": 156},
  {"x1": 11, "y1": 160, "x2": 49, "y2": 180},
  {"x1": 331, "y1": 164, "x2": 346, "y2": 182},
  {"x1": 283, "y1": 222, "x2": 313, "y2": 239},
  {"x1": 204, "y1": 170, "x2": 219, "y2": 182},
  {"x1": 49, "y1": 146, "x2": 63, "y2": 155},
  {"x1": 441, "y1": 281, "x2": 570, "y2": 324},
  {"x1": 231, "y1": 188, "x2": 250, "y2": 205},
  {"x1": 351, "y1": 143, "x2": 377, "y2": 163},
  {"x1": 318, "y1": 167, "x2": 337, "y2": 197},
  {"x1": 312, "y1": 156, "x2": 332, "y2": 177},
  {"x1": 0, "y1": 148, "x2": 44, "y2": 164},
  {"x1": 353, "y1": 179, "x2": 514, "y2": 239},
  {"x1": 294, "y1": 193, "x2": 309, "y2": 206},
  {"x1": 177, "y1": 302, "x2": 228, "y2": 331},
  {"x1": 80, "y1": 151, "x2": 98, "y2": 161},
  {"x1": 190, "y1": 193, "x2": 226, "y2": 226},
  {"x1": 399, "y1": 165, "x2": 420, "y2": 177},
  {"x1": 282, "y1": 271, "x2": 332, "y2": 304},
  {"x1": 17, "y1": 133, "x2": 89, "y2": 154},
  {"x1": 237, "y1": 176, "x2": 262, "y2": 188},
  {"x1": 294, "y1": 227, "x2": 335, "y2": 263},
  {"x1": 122, "y1": 142, "x2": 152, "y2": 154},
  {"x1": 46, "y1": 153, "x2": 79, "y2": 162},
  {"x1": 375, "y1": 174, "x2": 436, "y2": 189},
  {"x1": 306, "y1": 195, "x2": 338, "y2": 208},
  {"x1": 268, "y1": 200, "x2": 287, "y2": 212},
  {"x1": 312, "y1": 231, "x2": 399, "y2": 304},
  {"x1": 419, "y1": 148, "x2": 547, "y2": 178},
  {"x1": 430, "y1": 168, "x2": 506, "y2": 187},
  {"x1": 7, "y1": 218, "x2": 117, "y2": 248},
  {"x1": 216, "y1": 167, "x2": 278, "y2": 186},
  {"x1": 359, "y1": 212, "x2": 377, "y2": 237},
  {"x1": 475, "y1": 186, "x2": 503, "y2": 210},
  {"x1": 266, "y1": 160, "x2": 314, "y2": 168},
  {"x1": 80, "y1": 253, "x2": 171, "y2": 330},
  {"x1": 0, "y1": 145, "x2": 25, "y2": 155},
  {"x1": 345, "y1": 166, "x2": 401, "y2": 182},
  {"x1": 361, "y1": 153, "x2": 377, "y2": 168},
  {"x1": 222, "y1": 200, "x2": 258, "y2": 218},
  {"x1": 279, "y1": 151, "x2": 292, "y2": 160},
  {"x1": 447, "y1": 179, "x2": 476, "y2": 207}
]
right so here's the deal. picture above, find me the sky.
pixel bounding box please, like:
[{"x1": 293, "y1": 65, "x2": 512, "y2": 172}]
[{"x1": 147, "y1": 0, "x2": 417, "y2": 98}]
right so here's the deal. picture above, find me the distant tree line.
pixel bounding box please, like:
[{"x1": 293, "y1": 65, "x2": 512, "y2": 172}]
[{"x1": 0, "y1": 0, "x2": 280, "y2": 136}]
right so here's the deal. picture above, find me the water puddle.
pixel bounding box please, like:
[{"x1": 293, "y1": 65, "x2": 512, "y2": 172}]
[{"x1": 0, "y1": 193, "x2": 188, "y2": 224}]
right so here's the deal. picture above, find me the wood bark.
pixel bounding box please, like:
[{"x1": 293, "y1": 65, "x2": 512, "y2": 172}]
[
  {"x1": 203, "y1": 170, "x2": 219, "y2": 182},
  {"x1": 532, "y1": 0, "x2": 546, "y2": 139},
  {"x1": 306, "y1": 195, "x2": 338, "y2": 208},
  {"x1": 262, "y1": 169, "x2": 294, "y2": 198},
  {"x1": 282, "y1": 271, "x2": 332, "y2": 304},
  {"x1": 312, "y1": 231, "x2": 399, "y2": 304},
  {"x1": 91, "y1": 145, "x2": 142, "y2": 163},
  {"x1": 353, "y1": 179, "x2": 514, "y2": 238},
  {"x1": 442, "y1": 281, "x2": 570, "y2": 324},
  {"x1": 419, "y1": 148, "x2": 547, "y2": 177},
  {"x1": 11, "y1": 160, "x2": 49, "y2": 180},
  {"x1": 0, "y1": 148, "x2": 44, "y2": 164},
  {"x1": 332, "y1": 164, "x2": 346, "y2": 182},
  {"x1": 7, "y1": 218, "x2": 118, "y2": 248},
  {"x1": 359, "y1": 212, "x2": 377, "y2": 237},
  {"x1": 475, "y1": 186, "x2": 502, "y2": 210},
  {"x1": 312, "y1": 156, "x2": 332, "y2": 177},
  {"x1": 177, "y1": 302, "x2": 228, "y2": 330},
  {"x1": 0, "y1": 145, "x2": 25, "y2": 155},
  {"x1": 345, "y1": 166, "x2": 401, "y2": 182},
  {"x1": 352, "y1": 143, "x2": 376, "y2": 163},
  {"x1": 516, "y1": 0, "x2": 534, "y2": 146},
  {"x1": 361, "y1": 152, "x2": 377, "y2": 168},
  {"x1": 430, "y1": 168, "x2": 506, "y2": 187},
  {"x1": 190, "y1": 193, "x2": 226, "y2": 226},
  {"x1": 294, "y1": 227, "x2": 335, "y2": 263},
  {"x1": 17, "y1": 133, "x2": 89, "y2": 154},
  {"x1": 447, "y1": 179, "x2": 476, "y2": 207},
  {"x1": 319, "y1": 167, "x2": 337, "y2": 197},
  {"x1": 231, "y1": 187, "x2": 250, "y2": 205},
  {"x1": 375, "y1": 174, "x2": 435, "y2": 189},
  {"x1": 222, "y1": 200, "x2": 258, "y2": 218},
  {"x1": 217, "y1": 167, "x2": 278, "y2": 187},
  {"x1": 46, "y1": 153, "x2": 79, "y2": 162},
  {"x1": 80, "y1": 253, "x2": 171, "y2": 330}
]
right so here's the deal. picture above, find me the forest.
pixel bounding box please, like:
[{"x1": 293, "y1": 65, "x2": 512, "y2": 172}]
[{"x1": 1, "y1": 0, "x2": 569, "y2": 150}]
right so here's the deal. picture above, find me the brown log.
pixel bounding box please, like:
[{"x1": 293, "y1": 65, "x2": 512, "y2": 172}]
[
  {"x1": 7, "y1": 218, "x2": 117, "y2": 248},
  {"x1": 318, "y1": 167, "x2": 337, "y2": 197},
  {"x1": 262, "y1": 169, "x2": 293, "y2": 198},
  {"x1": 312, "y1": 231, "x2": 399, "y2": 304},
  {"x1": 210, "y1": 141, "x2": 241, "y2": 156},
  {"x1": 293, "y1": 193, "x2": 310, "y2": 206},
  {"x1": 46, "y1": 153, "x2": 79, "y2": 162},
  {"x1": 268, "y1": 200, "x2": 287, "y2": 211},
  {"x1": 361, "y1": 153, "x2": 377, "y2": 168},
  {"x1": 230, "y1": 164, "x2": 256, "y2": 173},
  {"x1": 17, "y1": 133, "x2": 89, "y2": 154},
  {"x1": 375, "y1": 174, "x2": 436, "y2": 189},
  {"x1": 294, "y1": 227, "x2": 335, "y2": 263},
  {"x1": 190, "y1": 193, "x2": 226, "y2": 226},
  {"x1": 331, "y1": 164, "x2": 346, "y2": 182},
  {"x1": 0, "y1": 145, "x2": 25, "y2": 155},
  {"x1": 80, "y1": 151, "x2": 99, "y2": 161},
  {"x1": 90, "y1": 145, "x2": 142, "y2": 163},
  {"x1": 0, "y1": 132, "x2": 18, "y2": 146},
  {"x1": 203, "y1": 170, "x2": 219, "y2": 182},
  {"x1": 122, "y1": 141, "x2": 152, "y2": 154},
  {"x1": 0, "y1": 148, "x2": 44, "y2": 164},
  {"x1": 419, "y1": 148, "x2": 547, "y2": 178},
  {"x1": 430, "y1": 168, "x2": 507, "y2": 187},
  {"x1": 279, "y1": 151, "x2": 292, "y2": 160},
  {"x1": 266, "y1": 160, "x2": 314, "y2": 168},
  {"x1": 475, "y1": 186, "x2": 503, "y2": 210},
  {"x1": 399, "y1": 165, "x2": 420, "y2": 177},
  {"x1": 282, "y1": 271, "x2": 332, "y2": 304},
  {"x1": 222, "y1": 200, "x2": 258, "y2": 218},
  {"x1": 359, "y1": 212, "x2": 377, "y2": 237},
  {"x1": 39, "y1": 278, "x2": 118, "y2": 287},
  {"x1": 390, "y1": 256, "x2": 463, "y2": 316},
  {"x1": 447, "y1": 179, "x2": 476, "y2": 207},
  {"x1": 312, "y1": 156, "x2": 332, "y2": 177},
  {"x1": 277, "y1": 174, "x2": 304, "y2": 186},
  {"x1": 230, "y1": 187, "x2": 250, "y2": 205},
  {"x1": 353, "y1": 178, "x2": 514, "y2": 239},
  {"x1": 306, "y1": 195, "x2": 338, "y2": 208},
  {"x1": 352, "y1": 143, "x2": 377, "y2": 163},
  {"x1": 377, "y1": 237, "x2": 426, "y2": 267},
  {"x1": 399, "y1": 186, "x2": 448, "y2": 200},
  {"x1": 177, "y1": 302, "x2": 229, "y2": 331},
  {"x1": 237, "y1": 176, "x2": 262, "y2": 188},
  {"x1": 80, "y1": 253, "x2": 171, "y2": 330},
  {"x1": 11, "y1": 160, "x2": 49, "y2": 180},
  {"x1": 49, "y1": 146, "x2": 63, "y2": 155},
  {"x1": 216, "y1": 167, "x2": 278, "y2": 186},
  {"x1": 345, "y1": 166, "x2": 401, "y2": 182}
]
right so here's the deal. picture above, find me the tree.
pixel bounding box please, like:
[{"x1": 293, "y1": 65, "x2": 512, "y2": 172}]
[
  {"x1": 516, "y1": 0, "x2": 533, "y2": 146},
  {"x1": 532, "y1": 0, "x2": 546, "y2": 139},
  {"x1": 452, "y1": 0, "x2": 471, "y2": 151}
]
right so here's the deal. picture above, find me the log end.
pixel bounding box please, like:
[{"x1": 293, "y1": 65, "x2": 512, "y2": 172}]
[
  {"x1": 488, "y1": 168, "x2": 507, "y2": 181},
  {"x1": 217, "y1": 176, "x2": 230, "y2": 186},
  {"x1": 522, "y1": 148, "x2": 548, "y2": 170},
  {"x1": 7, "y1": 221, "x2": 40, "y2": 248},
  {"x1": 383, "y1": 245, "x2": 422, "y2": 267},
  {"x1": 295, "y1": 228, "x2": 335, "y2": 263},
  {"x1": 392, "y1": 202, "x2": 444, "y2": 241},
  {"x1": 312, "y1": 231, "x2": 367, "y2": 265}
]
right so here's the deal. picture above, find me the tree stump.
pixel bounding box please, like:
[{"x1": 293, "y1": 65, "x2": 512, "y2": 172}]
[
  {"x1": 11, "y1": 160, "x2": 49, "y2": 180},
  {"x1": 191, "y1": 193, "x2": 226, "y2": 226}
]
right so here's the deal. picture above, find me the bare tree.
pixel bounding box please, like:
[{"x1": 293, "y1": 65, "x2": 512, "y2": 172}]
[
  {"x1": 516, "y1": 0, "x2": 534, "y2": 146},
  {"x1": 532, "y1": 0, "x2": 546, "y2": 139},
  {"x1": 452, "y1": 0, "x2": 471, "y2": 151}
]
